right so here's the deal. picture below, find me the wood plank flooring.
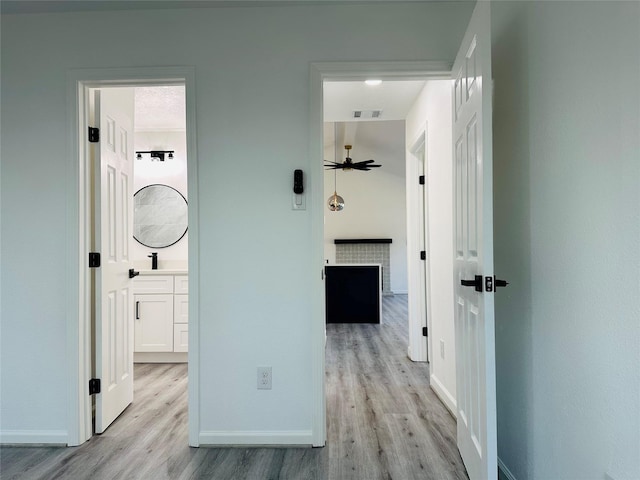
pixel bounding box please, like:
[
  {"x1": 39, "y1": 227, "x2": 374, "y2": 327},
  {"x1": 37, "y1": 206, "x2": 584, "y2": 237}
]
[{"x1": 0, "y1": 295, "x2": 467, "y2": 480}]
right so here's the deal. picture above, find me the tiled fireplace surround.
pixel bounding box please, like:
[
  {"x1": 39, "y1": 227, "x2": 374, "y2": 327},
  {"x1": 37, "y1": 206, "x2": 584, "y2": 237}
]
[{"x1": 335, "y1": 239, "x2": 393, "y2": 296}]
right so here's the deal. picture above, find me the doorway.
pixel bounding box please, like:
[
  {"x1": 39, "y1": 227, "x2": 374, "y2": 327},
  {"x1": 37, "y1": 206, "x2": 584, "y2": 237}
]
[
  {"x1": 67, "y1": 67, "x2": 200, "y2": 448},
  {"x1": 89, "y1": 84, "x2": 190, "y2": 434},
  {"x1": 310, "y1": 62, "x2": 451, "y2": 445}
]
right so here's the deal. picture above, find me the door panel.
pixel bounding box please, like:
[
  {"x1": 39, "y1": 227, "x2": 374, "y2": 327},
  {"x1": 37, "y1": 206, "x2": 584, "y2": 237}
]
[
  {"x1": 452, "y1": 2, "x2": 497, "y2": 479},
  {"x1": 95, "y1": 88, "x2": 135, "y2": 434}
]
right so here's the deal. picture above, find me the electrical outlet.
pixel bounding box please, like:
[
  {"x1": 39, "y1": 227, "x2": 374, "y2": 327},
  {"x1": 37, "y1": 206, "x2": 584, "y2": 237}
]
[
  {"x1": 440, "y1": 340, "x2": 445, "y2": 359},
  {"x1": 257, "y1": 366, "x2": 272, "y2": 390}
]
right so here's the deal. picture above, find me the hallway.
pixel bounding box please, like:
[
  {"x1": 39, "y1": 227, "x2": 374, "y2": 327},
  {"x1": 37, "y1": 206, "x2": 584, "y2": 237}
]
[{"x1": 0, "y1": 295, "x2": 466, "y2": 479}]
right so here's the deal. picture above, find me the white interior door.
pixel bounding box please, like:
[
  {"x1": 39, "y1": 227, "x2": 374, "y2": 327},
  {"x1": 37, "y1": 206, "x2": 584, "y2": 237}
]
[
  {"x1": 94, "y1": 88, "x2": 135, "y2": 434},
  {"x1": 452, "y1": 2, "x2": 497, "y2": 479}
]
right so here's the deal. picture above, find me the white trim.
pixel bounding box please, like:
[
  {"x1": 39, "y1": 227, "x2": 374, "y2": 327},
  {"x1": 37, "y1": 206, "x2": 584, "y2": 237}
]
[
  {"x1": 406, "y1": 127, "x2": 429, "y2": 363},
  {"x1": 498, "y1": 458, "x2": 518, "y2": 480},
  {"x1": 309, "y1": 63, "x2": 326, "y2": 447},
  {"x1": 314, "y1": 61, "x2": 452, "y2": 81},
  {"x1": 0, "y1": 430, "x2": 68, "y2": 445},
  {"x1": 430, "y1": 374, "x2": 457, "y2": 419},
  {"x1": 199, "y1": 430, "x2": 314, "y2": 446},
  {"x1": 310, "y1": 61, "x2": 453, "y2": 450},
  {"x1": 392, "y1": 290, "x2": 408, "y2": 295},
  {"x1": 66, "y1": 66, "x2": 199, "y2": 448}
]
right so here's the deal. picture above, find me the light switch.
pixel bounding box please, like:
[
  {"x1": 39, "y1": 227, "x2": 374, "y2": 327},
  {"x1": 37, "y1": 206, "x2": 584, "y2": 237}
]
[{"x1": 292, "y1": 193, "x2": 305, "y2": 210}]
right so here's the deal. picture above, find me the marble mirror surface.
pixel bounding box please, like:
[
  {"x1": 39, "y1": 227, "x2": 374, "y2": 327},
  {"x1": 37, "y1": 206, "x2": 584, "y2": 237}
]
[{"x1": 134, "y1": 184, "x2": 188, "y2": 248}]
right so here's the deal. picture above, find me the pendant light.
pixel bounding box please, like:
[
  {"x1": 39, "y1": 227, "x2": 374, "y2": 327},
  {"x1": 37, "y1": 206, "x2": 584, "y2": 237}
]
[{"x1": 327, "y1": 168, "x2": 344, "y2": 211}]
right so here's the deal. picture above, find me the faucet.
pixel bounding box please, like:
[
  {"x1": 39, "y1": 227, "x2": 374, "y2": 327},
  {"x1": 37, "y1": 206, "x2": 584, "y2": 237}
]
[{"x1": 148, "y1": 252, "x2": 158, "y2": 270}]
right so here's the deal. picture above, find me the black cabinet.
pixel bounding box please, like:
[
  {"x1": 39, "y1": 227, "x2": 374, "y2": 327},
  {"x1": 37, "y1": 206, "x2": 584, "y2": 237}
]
[{"x1": 325, "y1": 265, "x2": 381, "y2": 324}]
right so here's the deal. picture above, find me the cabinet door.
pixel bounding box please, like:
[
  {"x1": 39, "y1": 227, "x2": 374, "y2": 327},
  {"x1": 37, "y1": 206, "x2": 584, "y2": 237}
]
[
  {"x1": 174, "y1": 294, "x2": 189, "y2": 324},
  {"x1": 134, "y1": 294, "x2": 174, "y2": 352},
  {"x1": 174, "y1": 324, "x2": 188, "y2": 353}
]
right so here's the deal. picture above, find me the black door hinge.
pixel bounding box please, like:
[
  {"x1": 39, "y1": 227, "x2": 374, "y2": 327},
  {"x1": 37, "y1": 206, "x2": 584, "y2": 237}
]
[
  {"x1": 422, "y1": 327, "x2": 428, "y2": 337},
  {"x1": 420, "y1": 251, "x2": 426, "y2": 260},
  {"x1": 89, "y1": 252, "x2": 101, "y2": 268},
  {"x1": 88, "y1": 127, "x2": 100, "y2": 143},
  {"x1": 89, "y1": 378, "x2": 101, "y2": 395},
  {"x1": 419, "y1": 175, "x2": 425, "y2": 185}
]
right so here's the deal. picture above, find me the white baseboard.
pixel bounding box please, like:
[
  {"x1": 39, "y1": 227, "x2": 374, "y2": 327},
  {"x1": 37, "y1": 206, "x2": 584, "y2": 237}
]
[
  {"x1": 0, "y1": 430, "x2": 68, "y2": 445},
  {"x1": 199, "y1": 430, "x2": 314, "y2": 446},
  {"x1": 429, "y1": 374, "x2": 457, "y2": 418},
  {"x1": 498, "y1": 457, "x2": 518, "y2": 480}
]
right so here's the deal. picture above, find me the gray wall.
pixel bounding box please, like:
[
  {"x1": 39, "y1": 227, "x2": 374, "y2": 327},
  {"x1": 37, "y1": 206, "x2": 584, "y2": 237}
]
[
  {"x1": 492, "y1": 2, "x2": 640, "y2": 479},
  {"x1": 0, "y1": 2, "x2": 473, "y2": 443}
]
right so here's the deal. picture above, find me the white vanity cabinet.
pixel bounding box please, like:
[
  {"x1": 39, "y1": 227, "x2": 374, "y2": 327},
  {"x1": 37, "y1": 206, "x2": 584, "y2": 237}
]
[{"x1": 134, "y1": 273, "x2": 188, "y2": 362}]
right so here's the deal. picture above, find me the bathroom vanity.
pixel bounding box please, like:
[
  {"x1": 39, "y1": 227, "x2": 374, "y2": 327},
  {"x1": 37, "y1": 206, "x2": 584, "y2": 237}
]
[{"x1": 133, "y1": 270, "x2": 188, "y2": 363}]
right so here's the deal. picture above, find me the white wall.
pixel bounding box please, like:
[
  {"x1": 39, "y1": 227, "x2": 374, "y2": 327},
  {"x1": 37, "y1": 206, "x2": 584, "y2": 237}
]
[
  {"x1": 405, "y1": 80, "x2": 456, "y2": 411},
  {"x1": 133, "y1": 130, "x2": 188, "y2": 269},
  {"x1": 323, "y1": 121, "x2": 408, "y2": 294},
  {"x1": 492, "y1": 2, "x2": 640, "y2": 479},
  {"x1": 0, "y1": 3, "x2": 474, "y2": 444}
]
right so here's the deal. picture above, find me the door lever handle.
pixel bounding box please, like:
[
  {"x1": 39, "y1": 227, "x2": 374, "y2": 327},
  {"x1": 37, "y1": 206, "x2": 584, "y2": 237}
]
[
  {"x1": 495, "y1": 278, "x2": 509, "y2": 288},
  {"x1": 461, "y1": 275, "x2": 483, "y2": 292},
  {"x1": 129, "y1": 268, "x2": 139, "y2": 279}
]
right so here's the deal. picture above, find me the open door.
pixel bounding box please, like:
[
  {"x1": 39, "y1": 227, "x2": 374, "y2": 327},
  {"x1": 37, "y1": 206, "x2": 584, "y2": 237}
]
[
  {"x1": 452, "y1": 2, "x2": 497, "y2": 479},
  {"x1": 94, "y1": 88, "x2": 135, "y2": 433}
]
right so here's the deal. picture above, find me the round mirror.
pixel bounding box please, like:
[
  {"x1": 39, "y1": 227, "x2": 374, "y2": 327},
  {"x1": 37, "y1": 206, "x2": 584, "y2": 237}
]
[{"x1": 133, "y1": 184, "x2": 188, "y2": 248}]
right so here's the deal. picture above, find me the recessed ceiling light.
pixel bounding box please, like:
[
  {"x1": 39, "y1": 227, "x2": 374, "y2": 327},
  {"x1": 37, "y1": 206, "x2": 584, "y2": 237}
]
[{"x1": 365, "y1": 79, "x2": 382, "y2": 86}]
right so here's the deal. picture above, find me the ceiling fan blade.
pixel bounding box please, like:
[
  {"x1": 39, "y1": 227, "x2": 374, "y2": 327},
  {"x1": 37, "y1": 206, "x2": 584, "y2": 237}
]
[{"x1": 352, "y1": 161, "x2": 381, "y2": 168}]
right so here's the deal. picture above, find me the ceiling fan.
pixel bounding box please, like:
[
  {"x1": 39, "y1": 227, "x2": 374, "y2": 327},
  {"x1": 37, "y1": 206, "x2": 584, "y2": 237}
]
[{"x1": 325, "y1": 145, "x2": 381, "y2": 171}]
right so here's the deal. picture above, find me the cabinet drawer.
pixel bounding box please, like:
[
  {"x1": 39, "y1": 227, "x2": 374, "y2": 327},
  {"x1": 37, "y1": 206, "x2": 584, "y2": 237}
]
[
  {"x1": 174, "y1": 294, "x2": 189, "y2": 324},
  {"x1": 174, "y1": 275, "x2": 188, "y2": 294},
  {"x1": 134, "y1": 275, "x2": 173, "y2": 294},
  {"x1": 174, "y1": 324, "x2": 188, "y2": 352}
]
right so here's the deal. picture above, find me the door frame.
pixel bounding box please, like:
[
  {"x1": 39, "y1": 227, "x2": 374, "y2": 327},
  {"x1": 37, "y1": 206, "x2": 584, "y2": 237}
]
[
  {"x1": 66, "y1": 66, "x2": 199, "y2": 446},
  {"x1": 407, "y1": 127, "x2": 433, "y2": 363},
  {"x1": 309, "y1": 61, "x2": 451, "y2": 446}
]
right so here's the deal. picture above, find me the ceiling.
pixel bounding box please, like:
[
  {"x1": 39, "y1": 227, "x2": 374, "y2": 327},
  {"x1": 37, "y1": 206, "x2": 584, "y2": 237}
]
[
  {"x1": 323, "y1": 80, "x2": 426, "y2": 176},
  {"x1": 134, "y1": 86, "x2": 186, "y2": 131},
  {"x1": 324, "y1": 80, "x2": 426, "y2": 123},
  {"x1": 1, "y1": 0, "x2": 445, "y2": 15}
]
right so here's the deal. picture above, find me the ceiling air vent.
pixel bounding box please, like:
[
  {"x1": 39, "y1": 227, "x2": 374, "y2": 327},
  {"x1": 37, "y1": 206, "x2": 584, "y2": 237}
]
[{"x1": 352, "y1": 110, "x2": 382, "y2": 119}]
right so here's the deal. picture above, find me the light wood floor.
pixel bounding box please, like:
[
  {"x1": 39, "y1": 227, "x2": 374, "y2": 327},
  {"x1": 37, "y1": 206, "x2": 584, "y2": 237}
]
[{"x1": 0, "y1": 295, "x2": 468, "y2": 479}]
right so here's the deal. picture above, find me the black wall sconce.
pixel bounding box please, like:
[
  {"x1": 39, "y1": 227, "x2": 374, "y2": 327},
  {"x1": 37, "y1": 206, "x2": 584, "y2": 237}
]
[{"x1": 136, "y1": 150, "x2": 175, "y2": 161}]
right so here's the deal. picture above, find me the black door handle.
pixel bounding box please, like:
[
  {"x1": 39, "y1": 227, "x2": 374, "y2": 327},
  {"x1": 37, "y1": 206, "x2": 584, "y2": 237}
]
[
  {"x1": 495, "y1": 278, "x2": 509, "y2": 288},
  {"x1": 129, "y1": 268, "x2": 139, "y2": 279},
  {"x1": 135, "y1": 301, "x2": 140, "y2": 319},
  {"x1": 461, "y1": 275, "x2": 483, "y2": 292}
]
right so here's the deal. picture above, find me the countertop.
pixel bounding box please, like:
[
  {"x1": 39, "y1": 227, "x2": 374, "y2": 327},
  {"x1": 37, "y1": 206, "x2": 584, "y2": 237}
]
[{"x1": 137, "y1": 269, "x2": 188, "y2": 276}]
